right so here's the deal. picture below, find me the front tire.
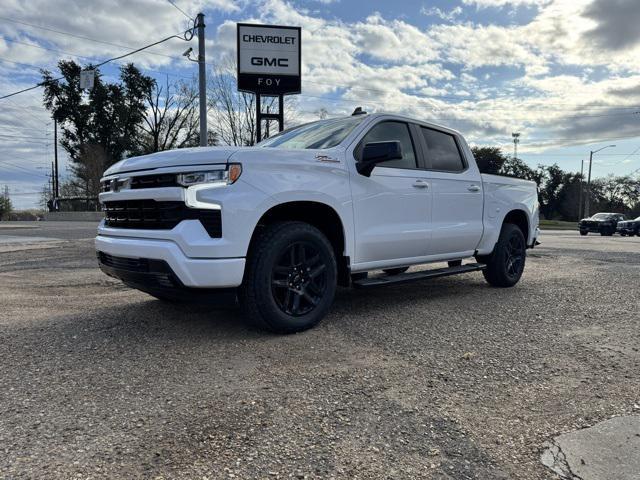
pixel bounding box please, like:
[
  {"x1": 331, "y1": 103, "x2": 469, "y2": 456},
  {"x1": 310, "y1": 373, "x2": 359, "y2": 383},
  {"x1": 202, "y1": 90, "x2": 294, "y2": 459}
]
[
  {"x1": 580, "y1": 230, "x2": 588, "y2": 236},
  {"x1": 239, "y1": 222, "x2": 337, "y2": 334},
  {"x1": 482, "y1": 223, "x2": 526, "y2": 288}
]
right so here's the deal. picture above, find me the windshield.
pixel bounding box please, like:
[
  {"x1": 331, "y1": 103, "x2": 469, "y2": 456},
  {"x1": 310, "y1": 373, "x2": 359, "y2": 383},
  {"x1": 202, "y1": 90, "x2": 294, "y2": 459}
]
[
  {"x1": 258, "y1": 116, "x2": 365, "y2": 149},
  {"x1": 591, "y1": 213, "x2": 613, "y2": 220}
]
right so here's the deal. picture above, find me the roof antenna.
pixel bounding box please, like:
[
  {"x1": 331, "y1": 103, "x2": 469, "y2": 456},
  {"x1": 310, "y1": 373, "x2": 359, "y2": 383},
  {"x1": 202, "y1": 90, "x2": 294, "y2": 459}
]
[{"x1": 352, "y1": 107, "x2": 367, "y2": 116}]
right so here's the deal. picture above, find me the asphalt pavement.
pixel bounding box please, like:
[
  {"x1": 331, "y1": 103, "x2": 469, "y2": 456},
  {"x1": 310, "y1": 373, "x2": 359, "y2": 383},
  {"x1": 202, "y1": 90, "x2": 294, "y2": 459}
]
[{"x1": 0, "y1": 222, "x2": 638, "y2": 479}]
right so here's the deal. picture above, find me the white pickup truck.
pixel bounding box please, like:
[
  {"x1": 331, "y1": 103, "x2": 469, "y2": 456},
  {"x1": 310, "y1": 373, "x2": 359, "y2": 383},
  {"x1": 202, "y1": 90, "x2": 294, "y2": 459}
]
[{"x1": 96, "y1": 112, "x2": 539, "y2": 333}]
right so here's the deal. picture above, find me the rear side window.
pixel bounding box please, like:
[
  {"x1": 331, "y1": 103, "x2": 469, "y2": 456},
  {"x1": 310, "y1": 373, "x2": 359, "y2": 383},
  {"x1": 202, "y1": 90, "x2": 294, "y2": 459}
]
[
  {"x1": 360, "y1": 121, "x2": 417, "y2": 169},
  {"x1": 421, "y1": 127, "x2": 465, "y2": 172}
]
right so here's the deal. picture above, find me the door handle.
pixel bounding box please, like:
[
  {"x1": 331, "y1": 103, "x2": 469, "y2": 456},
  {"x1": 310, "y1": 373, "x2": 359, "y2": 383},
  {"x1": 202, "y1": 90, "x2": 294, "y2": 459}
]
[
  {"x1": 413, "y1": 180, "x2": 429, "y2": 189},
  {"x1": 468, "y1": 184, "x2": 481, "y2": 192}
]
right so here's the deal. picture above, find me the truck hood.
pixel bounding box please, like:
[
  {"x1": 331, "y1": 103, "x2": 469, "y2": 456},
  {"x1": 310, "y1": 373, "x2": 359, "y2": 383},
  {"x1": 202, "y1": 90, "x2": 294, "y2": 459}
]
[
  {"x1": 104, "y1": 146, "x2": 247, "y2": 176},
  {"x1": 104, "y1": 145, "x2": 343, "y2": 176}
]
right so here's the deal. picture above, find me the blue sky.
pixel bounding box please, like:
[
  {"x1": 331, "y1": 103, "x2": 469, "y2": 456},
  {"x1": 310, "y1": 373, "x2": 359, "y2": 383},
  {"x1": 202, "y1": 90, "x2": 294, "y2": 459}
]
[{"x1": 1, "y1": 0, "x2": 640, "y2": 208}]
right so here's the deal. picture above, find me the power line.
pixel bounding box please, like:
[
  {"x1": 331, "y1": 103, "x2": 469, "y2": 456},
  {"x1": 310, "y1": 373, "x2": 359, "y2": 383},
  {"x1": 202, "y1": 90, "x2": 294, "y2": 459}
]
[
  {"x1": 0, "y1": 26, "x2": 195, "y2": 100},
  {"x1": 165, "y1": 0, "x2": 194, "y2": 21},
  {"x1": 4, "y1": 191, "x2": 44, "y2": 196},
  {"x1": 0, "y1": 54, "x2": 195, "y2": 82},
  {"x1": 0, "y1": 133, "x2": 49, "y2": 140},
  {"x1": 0, "y1": 162, "x2": 48, "y2": 178},
  {"x1": 0, "y1": 16, "x2": 184, "y2": 61}
]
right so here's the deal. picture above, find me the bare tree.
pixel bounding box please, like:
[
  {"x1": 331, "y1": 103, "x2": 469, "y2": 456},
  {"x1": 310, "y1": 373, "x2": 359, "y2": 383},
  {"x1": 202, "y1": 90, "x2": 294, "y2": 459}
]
[
  {"x1": 207, "y1": 56, "x2": 297, "y2": 146},
  {"x1": 66, "y1": 144, "x2": 108, "y2": 199},
  {"x1": 137, "y1": 79, "x2": 203, "y2": 154}
]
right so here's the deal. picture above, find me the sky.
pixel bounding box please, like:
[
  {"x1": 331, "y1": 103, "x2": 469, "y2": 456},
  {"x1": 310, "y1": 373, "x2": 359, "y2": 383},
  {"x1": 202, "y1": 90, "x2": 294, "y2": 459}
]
[{"x1": 1, "y1": 0, "x2": 639, "y2": 209}]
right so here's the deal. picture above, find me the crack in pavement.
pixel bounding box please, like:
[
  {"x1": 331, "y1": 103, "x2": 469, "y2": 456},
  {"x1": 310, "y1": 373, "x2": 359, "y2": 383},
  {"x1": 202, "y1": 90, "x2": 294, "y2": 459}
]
[{"x1": 541, "y1": 439, "x2": 584, "y2": 480}]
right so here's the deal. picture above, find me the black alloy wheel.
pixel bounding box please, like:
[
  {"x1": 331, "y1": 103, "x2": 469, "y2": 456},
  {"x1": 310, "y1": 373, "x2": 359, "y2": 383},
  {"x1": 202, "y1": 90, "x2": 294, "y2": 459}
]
[
  {"x1": 239, "y1": 221, "x2": 337, "y2": 334},
  {"x1": 271, "y1": 241, "x2": 328, "y2": 317},
  {"x1": 480, "y1": 223, "x2": 527, "y2": 288},
  {"x1": 504, "y1": 233, "x2": 525, "y2": 280}
]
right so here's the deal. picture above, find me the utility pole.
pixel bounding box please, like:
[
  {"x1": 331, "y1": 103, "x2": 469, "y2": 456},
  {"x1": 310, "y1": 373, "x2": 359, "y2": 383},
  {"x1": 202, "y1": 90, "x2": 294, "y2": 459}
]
[
  {"x1": 585, "y1": 150, "x2": 594, "y2": 218},
  {"x1": 578, "y1": 159, "x2": 584, "y2": 220},
  {"x1": 54, "y1": 119, "x2": 59, "y2": 199},
  {"x1": 196, "y1": 13, "x2": 207, "y2": 147},
  {"x1": 584, "y1": 144, "x2": 616, "y2": 218}
]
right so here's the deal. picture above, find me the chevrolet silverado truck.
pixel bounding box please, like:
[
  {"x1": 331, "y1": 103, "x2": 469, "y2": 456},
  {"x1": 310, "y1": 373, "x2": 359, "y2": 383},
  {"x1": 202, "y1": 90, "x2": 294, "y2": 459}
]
[{"x1": 96, "y1": 112, "x2": 540, "y2": 333}]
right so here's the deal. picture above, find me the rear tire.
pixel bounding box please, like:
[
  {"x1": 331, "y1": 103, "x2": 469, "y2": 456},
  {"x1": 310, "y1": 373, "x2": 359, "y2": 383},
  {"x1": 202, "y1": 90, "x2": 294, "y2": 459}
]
[
  {"x1": 482, "y1": 223, "x2": 526, "y2": 288},
  {"x1": 580, "y1": 230, "x2": 588, "y2": 236},
  {"x1": 239, "y1": 221, "x2": 337, "y2": 334}
]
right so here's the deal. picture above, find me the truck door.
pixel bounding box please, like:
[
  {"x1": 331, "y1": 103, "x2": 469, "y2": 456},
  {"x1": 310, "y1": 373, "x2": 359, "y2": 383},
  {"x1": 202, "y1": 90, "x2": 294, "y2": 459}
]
[
  {"x1": 349, "y1": 120, "x2": 432, "y2": 267},
  {"x1": 418, "y1": 126, "x2": 484, "y2": 256}
]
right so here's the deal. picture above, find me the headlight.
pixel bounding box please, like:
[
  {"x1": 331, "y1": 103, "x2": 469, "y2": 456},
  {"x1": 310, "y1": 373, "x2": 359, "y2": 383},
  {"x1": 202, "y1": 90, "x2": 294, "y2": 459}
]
[{"x1": 176, "y1": 164, "x2": 242, "y2": 187}]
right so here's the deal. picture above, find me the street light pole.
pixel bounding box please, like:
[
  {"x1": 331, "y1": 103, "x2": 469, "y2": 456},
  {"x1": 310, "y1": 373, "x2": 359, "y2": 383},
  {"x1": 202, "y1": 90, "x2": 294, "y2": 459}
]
[
  {"x1": 584, "y1": 144, "x2": 615, "y2": 218},
  {"x1": 578, "y1": 159, "x2": 584, "y2": 220},
  {"x1": 196, "y1": 13, "x2": 207, "y2": 147},
  {"x1": 53, "y1": 119, "x2": 59, "y2": 199}
]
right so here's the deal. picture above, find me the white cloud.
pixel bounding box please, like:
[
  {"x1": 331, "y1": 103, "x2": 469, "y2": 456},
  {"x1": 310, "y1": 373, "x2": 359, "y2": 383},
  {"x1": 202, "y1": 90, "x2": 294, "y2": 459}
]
[
  {"x1": 420, "y1": 6, "x2": 463, "y2": 22},
  {"x1": 462, "y1": 0, "x2": 550, "y2": 8}
]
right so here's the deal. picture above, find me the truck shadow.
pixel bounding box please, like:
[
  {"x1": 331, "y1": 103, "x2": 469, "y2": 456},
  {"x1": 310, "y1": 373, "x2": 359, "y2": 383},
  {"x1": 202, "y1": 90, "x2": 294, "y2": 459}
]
[{"x1": 21, "y1": 272, "x2": 495, "y2": 354}]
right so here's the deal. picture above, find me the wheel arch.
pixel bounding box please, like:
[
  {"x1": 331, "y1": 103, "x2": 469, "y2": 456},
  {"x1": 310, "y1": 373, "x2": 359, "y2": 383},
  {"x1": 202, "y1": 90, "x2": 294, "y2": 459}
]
[
  {"x1": 247, "y1": 201, "x2": 351, "y2": 286},
  {"x1": 503, "y1": 209, "x2": 530, "y2": 244}
]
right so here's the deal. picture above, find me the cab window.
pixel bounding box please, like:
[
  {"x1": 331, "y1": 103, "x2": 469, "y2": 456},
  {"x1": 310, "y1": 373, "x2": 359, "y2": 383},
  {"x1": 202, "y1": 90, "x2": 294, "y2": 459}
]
[
  {"x1": 421, "y1": 127, "x2": 466, "y2": 172},
  {"x1": 359, "y1": 121, "x2": 417, "y2": 169}
]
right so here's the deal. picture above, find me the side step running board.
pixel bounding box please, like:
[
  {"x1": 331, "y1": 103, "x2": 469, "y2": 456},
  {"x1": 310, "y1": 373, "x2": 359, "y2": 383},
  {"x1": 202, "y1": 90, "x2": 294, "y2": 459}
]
[{"x1": 352, "y1": 263, "x2": 487, "y2": 288}]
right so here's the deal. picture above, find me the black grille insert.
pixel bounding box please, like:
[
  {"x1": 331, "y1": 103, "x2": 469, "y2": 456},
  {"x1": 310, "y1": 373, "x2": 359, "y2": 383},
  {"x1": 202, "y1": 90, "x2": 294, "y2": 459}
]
[
  {"x1": 103, "y1": 200, "x2": 221, "y2": 237},
  {"x1": 130, "y1": 174, "x2": 177, "y2": 189},
  {"x1": 98, "y1": 252, "x2": 149, "y2": 272}
]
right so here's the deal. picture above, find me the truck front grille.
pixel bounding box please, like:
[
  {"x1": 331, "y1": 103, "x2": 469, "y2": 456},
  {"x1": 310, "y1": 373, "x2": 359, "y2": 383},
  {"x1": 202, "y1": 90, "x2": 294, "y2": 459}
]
[
  {"x1": 130, "y1": 174, "x2": 177, "y2": 189},
  {"x1": 103, "y1": 200, "x2": 222, "y2": 237},
  {"x1": 102, "y1": 174, "x2": 178, "y2": 192}
]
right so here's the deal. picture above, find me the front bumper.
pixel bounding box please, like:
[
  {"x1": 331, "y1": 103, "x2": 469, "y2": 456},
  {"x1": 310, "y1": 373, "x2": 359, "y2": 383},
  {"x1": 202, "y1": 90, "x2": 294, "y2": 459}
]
[
  {"x1": 95, "y1": 234, "x2": 245, "y2": 288},
  {"x1": 579, "y1": 223, "x2": 604, "y2": 232},
  {"x1": 617, "y1": 225, "x2": 636, "y2": 234}
]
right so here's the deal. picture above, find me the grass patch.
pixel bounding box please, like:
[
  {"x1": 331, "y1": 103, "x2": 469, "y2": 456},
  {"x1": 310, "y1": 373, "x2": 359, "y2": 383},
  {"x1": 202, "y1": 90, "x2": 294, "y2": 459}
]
[{"x1": 539, "y1": 219, "x2": 577, "y2": 230}]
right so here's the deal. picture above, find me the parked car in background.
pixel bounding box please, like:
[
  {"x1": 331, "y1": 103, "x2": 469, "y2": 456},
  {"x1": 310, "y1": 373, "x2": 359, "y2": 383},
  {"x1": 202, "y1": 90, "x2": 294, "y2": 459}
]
[
  {"x1": 617, "y1": 216, "x2": 640, "y2": 236},
  {"x1": 578, "y1": 213, "x2": 625, "y2": 236}
]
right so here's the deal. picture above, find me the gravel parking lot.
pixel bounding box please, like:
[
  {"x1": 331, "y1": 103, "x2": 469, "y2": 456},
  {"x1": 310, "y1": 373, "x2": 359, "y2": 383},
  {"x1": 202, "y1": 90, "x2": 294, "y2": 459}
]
[{"x1": 1, "y1": 222, "x2": 638, "y2": 479}]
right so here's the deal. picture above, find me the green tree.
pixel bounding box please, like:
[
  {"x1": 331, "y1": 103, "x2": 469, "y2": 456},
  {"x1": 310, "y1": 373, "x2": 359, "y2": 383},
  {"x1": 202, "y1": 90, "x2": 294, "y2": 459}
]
[
  {"x1": 0, "y1": 186, "x2": 13, "y2": 220},
  {"x1": 471, "y1": 146, "x2": 507, "y2": 175},
  {"x1": 41, "y1": 61, "x2": 154, "y2": 196},
  {"x1": 499, "y1": 156, "x2": 544, "y2": 185}
]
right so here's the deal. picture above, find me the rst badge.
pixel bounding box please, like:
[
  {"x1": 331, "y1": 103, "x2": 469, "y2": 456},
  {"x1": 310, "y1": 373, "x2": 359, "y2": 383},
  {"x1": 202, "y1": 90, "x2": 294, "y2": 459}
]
[{"x1": 237, "y1": 23, "x2": 301, "y2": 95}]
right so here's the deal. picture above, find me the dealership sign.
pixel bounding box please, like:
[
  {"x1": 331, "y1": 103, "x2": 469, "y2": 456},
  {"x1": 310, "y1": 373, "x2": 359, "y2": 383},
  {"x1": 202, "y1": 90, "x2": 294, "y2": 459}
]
[{"x1": 237, "y1": 23, "x2": 301, "y2": 95}]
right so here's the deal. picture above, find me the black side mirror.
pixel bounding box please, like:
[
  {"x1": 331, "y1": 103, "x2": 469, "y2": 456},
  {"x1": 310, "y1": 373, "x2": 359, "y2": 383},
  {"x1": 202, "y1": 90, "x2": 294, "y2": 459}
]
[{"x1": 356, "y1": 141, "x2": 403, "y2": 177}]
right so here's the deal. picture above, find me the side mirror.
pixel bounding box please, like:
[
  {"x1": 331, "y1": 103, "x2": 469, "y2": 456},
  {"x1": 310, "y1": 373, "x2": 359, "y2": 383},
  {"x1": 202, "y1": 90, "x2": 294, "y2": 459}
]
[{"x1": 356, "y1": 141, "x2": 403, "y2": 177}]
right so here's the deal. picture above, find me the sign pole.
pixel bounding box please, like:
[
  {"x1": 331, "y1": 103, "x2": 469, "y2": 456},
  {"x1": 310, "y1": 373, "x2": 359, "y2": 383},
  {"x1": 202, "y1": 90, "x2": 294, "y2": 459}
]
[{"x1": 256, "y1": 93, "x2": 262, "y2": 144}]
